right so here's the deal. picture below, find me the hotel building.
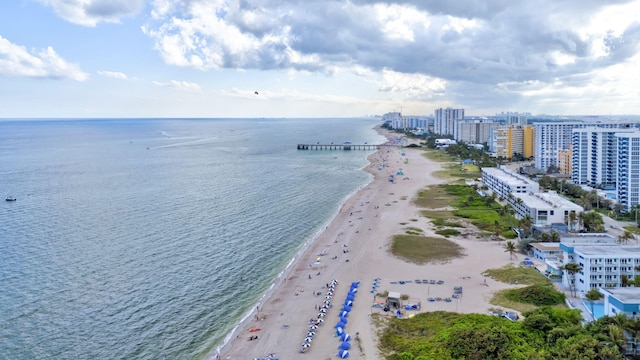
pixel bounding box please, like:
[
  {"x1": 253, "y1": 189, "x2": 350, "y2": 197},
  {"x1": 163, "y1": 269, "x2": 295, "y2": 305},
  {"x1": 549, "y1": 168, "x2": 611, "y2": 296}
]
[{"x1": 559, "y1": 234, "x2": 640, "y2": 292}]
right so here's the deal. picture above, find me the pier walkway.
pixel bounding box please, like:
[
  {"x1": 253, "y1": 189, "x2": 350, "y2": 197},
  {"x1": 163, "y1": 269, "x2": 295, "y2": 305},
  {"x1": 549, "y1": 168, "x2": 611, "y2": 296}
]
[{"x1": 297, "y1": 144, "x2": 384, "y2": 150}]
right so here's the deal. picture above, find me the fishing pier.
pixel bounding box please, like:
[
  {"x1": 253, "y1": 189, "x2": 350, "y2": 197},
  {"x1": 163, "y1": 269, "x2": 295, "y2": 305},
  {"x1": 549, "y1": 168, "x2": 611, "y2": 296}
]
[{"x1": 297, "y1": 143, "x2": 382, "y2": 150}]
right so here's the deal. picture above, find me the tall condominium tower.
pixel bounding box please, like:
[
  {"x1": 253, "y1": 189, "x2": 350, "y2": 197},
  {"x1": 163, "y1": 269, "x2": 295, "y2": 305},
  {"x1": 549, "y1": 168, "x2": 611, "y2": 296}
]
[
  {"x1": 534, "y1": 121, "x2": 633, "y2": 171},
  {"x1": 616, "y1": 131, "x2": 640, "y2": 212},
  {"x1": 434, "y1": 107, "x2": 464, "y2": 136},
  {"x1": 571, "y1": 127, "x2": 637, "y2": 187}
]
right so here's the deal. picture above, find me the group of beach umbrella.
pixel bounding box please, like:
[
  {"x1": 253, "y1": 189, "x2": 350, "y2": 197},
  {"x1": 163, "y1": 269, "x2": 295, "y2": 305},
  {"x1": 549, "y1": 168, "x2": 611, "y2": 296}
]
[
  {"x1": 370, "y1": 278, "x2": 380, "y2": 293},
  {"x1": 334, "y1": 281, "x2": 360, "y2": 358},
  {"x1": 301, "y1": 279, "x2": 338, "y2": 353}
]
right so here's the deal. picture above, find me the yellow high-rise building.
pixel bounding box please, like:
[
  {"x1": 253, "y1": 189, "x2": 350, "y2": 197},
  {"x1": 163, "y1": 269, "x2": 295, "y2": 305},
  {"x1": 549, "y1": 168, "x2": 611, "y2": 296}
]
[
  {"x1": 523, "y1": 125, "x2": 535, "y2": 159},
  {"x1": 494, "y1": 125, "x2": 535, "y2": 159}
]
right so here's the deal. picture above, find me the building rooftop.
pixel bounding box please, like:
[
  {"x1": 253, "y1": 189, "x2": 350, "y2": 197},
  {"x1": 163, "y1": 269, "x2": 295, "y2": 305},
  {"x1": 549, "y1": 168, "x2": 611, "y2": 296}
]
[
  {"x1": 574, "y1": 246, "x2": 640, "y2": 256},
  {"x1": 482, "y1": 166, "x2": 538, "y2": 187},
  {"x1": 601, "y1": 287, "x2": 640, "y2": 304},
  {"x1": 560, "y1": 233, "x2": 617, "y2": 245},
  {"x1": 530, "y1": 242, "x2": 562, "y2": 251},
  {"x1": 515, "y1": 191, "x2": 583, "y2": 211}
]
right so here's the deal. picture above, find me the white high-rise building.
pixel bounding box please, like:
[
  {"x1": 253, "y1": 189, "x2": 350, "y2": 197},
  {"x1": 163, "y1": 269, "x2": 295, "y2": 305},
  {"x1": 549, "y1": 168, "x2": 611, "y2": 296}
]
[
  {"x1": 616, "y1": 131, "x2": 640, "y2": 212},
  {"x1": 534, "y1": 121, "x2": 634, "y2": 171},
  {"x1": 434, "y1": 108, "x2": 464, "y2": 136},
  {"x1": 571, "y1": 127, "x2": 638, "y2": 187}
]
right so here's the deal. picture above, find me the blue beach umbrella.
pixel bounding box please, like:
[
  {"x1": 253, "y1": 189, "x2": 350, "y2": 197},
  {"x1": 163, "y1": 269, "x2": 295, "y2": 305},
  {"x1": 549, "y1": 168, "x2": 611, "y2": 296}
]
[
  {"x1": 340, "y1": 316, "x2": 348, "y2": 324},
  {"x1": 341, "y1": 333, "x2": 351, "y2": 341},
  {"x1": 336, "y1": 327, "x2": 344, "y2": 335},
  {"x1": 338, "y1": 349, "x2": 350, "y2": 358},
  {"x1": 343, "y1": 306, "x2": 352, "y2": 312},
  {"x1": 336, "y1": 321, "x2": 346, "y2": 329},
  {"x1": 351, "y1": 282, "x2": 359, "y2": 288},
  {"x1": 340, "y1": 341, "x2": 351, "y2": 350},
  {"x1": 344, "y1": 300, "x2": 353, "y2": 307},
  {"x1": 350, "y1": 288, "x2": 358, "y2": 294},
  {"x1": 340, "y1": 311, "x2": 349, "y2": 318}
]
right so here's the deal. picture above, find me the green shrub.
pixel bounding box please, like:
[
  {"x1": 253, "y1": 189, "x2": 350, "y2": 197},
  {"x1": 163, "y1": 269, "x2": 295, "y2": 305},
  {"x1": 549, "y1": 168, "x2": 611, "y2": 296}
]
[{"x1": 503, "y1": 284, "x2": 565, "y2": 306}]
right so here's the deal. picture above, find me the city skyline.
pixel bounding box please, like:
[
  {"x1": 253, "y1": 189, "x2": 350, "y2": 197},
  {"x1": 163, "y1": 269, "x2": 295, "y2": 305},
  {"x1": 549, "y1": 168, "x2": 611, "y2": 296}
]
[{"x1": 1, "y1": 1, "x2": 640, "y2": 118}]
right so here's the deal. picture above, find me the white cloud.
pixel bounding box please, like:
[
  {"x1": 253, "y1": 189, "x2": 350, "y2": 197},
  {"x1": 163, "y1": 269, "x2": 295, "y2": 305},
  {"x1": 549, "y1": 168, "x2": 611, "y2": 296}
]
[
  {"x1": 152, "y1": 80, "x2": 201, "y2": 91},
  {"x1": 38, "y1": 0, "x2": 145, "y2": 26},
  {"x1": 98, "y1": 70, "x2": 128, "y2": 79},
  {"x1": 0, "y1": 35, "x2": 89, "y2": 81}
]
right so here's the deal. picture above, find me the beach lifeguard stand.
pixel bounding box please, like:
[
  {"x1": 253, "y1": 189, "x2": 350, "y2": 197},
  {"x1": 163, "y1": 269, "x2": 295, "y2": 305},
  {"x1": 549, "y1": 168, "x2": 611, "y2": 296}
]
[{"x1": 386, "y1": 291, "x2": 402, "y2": 309}]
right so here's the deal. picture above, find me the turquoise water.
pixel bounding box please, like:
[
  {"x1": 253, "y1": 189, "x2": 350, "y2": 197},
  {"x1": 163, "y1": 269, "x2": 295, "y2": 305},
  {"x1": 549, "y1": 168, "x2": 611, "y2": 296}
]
[
  {"x1": 0, "y1": 118, "x2": 385, "y2": 359},
  {"x1": 584, "y1": 301, "x2": 605, "y2": 319}
]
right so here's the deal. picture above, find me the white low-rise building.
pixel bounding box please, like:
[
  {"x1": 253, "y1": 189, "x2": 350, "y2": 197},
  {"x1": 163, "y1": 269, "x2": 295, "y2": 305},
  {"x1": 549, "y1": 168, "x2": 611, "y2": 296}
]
[
  {"x1": 512, "y1": 191, "x2": 583, "y2": 228},
  {"x1": 481, "y1": 166, "x2": 539, "y2": 200},
  {"x1": 559, "y1": 234, "x2": 640, "y2": 293}
]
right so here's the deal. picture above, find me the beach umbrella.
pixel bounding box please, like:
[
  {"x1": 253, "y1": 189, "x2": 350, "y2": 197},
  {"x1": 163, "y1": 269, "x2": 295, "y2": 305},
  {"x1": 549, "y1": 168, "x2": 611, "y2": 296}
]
[
  {"x1": 320, "y1": 308, "x2": 327, "y2": 313},
  {"x1": 316, "y1": 318, "x2": 324, "y2": 324},
  {"x1": 341, "y1": 333, "x2": 351, "y2": 341},
  {"x1": 340, "y1": 316, "x2": 348, "y2": 323},
  {"x1": 310, "y1": 324, "x2": 318, "y2": 330},
  {"x1": 305, "y1": 336, "x2": 313, "y2": 343},
  {"x1": 327, "y1": 290, "x2": 333, "y2": 296},
  {"x1": 336, "y1": 321, "x2": 346, "y2": 329},
  {"x1": 344, "y1": 300, "x2": 353, "y2": 307},
  {"x1": 307, "y1": 331, "x2": 315, "y2": 337},
  {"x1": 340, "y1": 311, "x2": 349, "y2": 318},
  {"x1": 351, "y1": 282, "x2": 359, "y2": 288},
  {"x1": 346, "y1": 294, "x2": 355, "y2": 301},
  {"x1": 336, "y1": 327, "x2": 344, "y2": 335},
  {"x1": 318, "y1": 313, "x2": 325, "y2": 318},
  {"x1": 340, "y1": 341, "x2": 351, "y2": 350},
  {"x1": 343, "y1": 306, "x2": 352, "y2": 313},
  {"x1": 338, "y1": 350, "x2": 350, "y2": 358},
  {"x1": 350, "y1": 288, "x2": 358, "y2": 294}
]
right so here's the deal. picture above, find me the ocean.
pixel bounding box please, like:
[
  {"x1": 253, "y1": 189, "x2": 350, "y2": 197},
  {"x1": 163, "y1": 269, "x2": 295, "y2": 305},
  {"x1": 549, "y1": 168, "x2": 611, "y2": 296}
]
[{"x1": 0, "y1": 118, "x2": 385, "y2": 359}]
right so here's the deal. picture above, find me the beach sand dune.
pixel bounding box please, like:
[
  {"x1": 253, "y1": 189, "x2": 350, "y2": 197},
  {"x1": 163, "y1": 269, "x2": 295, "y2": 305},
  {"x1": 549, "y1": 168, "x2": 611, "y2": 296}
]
[{"x1": 217, "y1": 129, "x2": 517, "y2": 360}]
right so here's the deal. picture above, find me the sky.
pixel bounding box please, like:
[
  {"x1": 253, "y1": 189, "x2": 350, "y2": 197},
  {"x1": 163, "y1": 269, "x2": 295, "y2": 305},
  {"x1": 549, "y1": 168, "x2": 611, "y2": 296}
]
[{"x1": 1, "y1": 0, "x2": 640, "y2": 118}]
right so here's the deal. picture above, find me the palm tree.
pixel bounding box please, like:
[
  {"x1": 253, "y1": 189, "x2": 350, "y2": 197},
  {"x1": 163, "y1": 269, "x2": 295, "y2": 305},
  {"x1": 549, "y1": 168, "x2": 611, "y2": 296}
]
[
  {"x1": 504, "y1": 241, "x2": 517, "y2": 261},
  {"x1": 550, "y1": 231, "x2": 560, "y2": 242},
  {"x1": 561, "y1": 262, "x2": 583, "y2": 297},
  {"x1": 568, "y1": 211, "x2": 577, "y2": 232},
  {"x1": 518, "y1": 215, "x2": 533, "y2": 238},
  {"x1": 585, "y1": 288, "x2": 603, "y2": 320},
  {"x1": 493, "y1": 220, "x2": 502, "y2": 240},
  {"x1": 619, "y1": 231, "x2": 634, "y2": 245}
]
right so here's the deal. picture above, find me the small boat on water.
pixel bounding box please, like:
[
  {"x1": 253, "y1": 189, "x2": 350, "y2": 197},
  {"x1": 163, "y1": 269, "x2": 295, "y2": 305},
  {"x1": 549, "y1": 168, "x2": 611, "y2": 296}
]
[{"x1": 5, "y1": 196, "x2": 16, "y2": 201}]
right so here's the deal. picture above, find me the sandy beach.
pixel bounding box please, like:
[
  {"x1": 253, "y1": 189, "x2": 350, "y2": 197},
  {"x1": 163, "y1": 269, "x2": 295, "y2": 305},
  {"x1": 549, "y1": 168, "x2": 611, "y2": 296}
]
[{"x1": 217, "y1": 128, "x2": 517, "y2": 360}]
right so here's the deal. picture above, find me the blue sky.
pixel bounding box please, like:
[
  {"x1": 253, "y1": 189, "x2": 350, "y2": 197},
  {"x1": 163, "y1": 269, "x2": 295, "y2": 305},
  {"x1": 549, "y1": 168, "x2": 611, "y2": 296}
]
[{"x1": 1, "y1": 0, "x2": 640, "y2": 118}]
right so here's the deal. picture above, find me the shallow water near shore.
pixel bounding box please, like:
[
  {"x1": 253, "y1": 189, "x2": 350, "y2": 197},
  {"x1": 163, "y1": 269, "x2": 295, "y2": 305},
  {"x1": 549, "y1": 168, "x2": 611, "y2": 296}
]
[{"x1": 0, "y1": 117, "x2": 384, "y2": 359}]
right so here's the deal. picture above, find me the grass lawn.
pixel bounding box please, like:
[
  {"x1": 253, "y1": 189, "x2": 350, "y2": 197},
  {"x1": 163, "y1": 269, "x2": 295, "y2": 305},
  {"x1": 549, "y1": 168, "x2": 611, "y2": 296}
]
[
  {"x1": 483, "y1": 264, "x2": 549, "y2": 286},
  {"x1": 422, "y1": 149, "x2": 456, "y2": 162},
  {"x1": 483, "y1": 264, "x2": 567, "y2": 312},
  {"x1": 413, "y1": 185, "x2": 456, "y2": 208},
  {"x1": 390, "y1": 234, "x2": 465, "y2": 264}
]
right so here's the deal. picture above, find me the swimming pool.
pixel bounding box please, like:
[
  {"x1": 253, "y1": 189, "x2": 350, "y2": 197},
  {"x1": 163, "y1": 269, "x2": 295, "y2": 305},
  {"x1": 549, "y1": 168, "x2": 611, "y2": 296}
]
[{"x1": 583, "y1": 301, "x2": 605, "y2": 320}]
